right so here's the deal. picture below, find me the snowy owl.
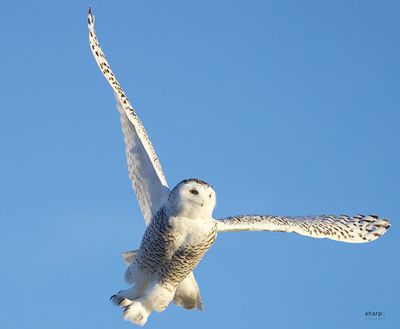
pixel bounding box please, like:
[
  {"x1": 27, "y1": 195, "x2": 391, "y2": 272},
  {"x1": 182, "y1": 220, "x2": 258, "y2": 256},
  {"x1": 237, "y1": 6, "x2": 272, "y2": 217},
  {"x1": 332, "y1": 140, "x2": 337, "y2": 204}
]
[{"x1": 88, "y1": 8, "x2": 390, "y2": 326}]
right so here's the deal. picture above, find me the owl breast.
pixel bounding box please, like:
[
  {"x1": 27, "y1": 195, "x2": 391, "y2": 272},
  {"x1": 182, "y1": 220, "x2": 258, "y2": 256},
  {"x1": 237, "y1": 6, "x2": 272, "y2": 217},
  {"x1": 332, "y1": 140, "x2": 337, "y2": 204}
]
[
  {"x1": 128, "y1": 207, "x2": 217, "y2": 289},
  {"x1": 169, "y1": 215, "x2": 216, "y2": 248},
  {"x1": 158, "y1": 215, "x2": 217, "y2": 288}
]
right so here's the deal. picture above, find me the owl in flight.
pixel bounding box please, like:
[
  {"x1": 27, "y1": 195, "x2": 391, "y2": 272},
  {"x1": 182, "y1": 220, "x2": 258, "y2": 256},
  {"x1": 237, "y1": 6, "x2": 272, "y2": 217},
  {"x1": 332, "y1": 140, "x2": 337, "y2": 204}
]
[{"x1": 88, "y1": 8, "x2": 390, "y2": 326}]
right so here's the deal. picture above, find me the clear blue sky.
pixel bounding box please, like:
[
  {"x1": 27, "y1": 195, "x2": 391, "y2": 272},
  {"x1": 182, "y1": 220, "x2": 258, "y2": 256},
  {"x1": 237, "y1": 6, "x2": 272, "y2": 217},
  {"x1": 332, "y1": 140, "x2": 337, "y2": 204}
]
[{"x1": 0, "y1": 1, "x2": 398, "y2": 328}]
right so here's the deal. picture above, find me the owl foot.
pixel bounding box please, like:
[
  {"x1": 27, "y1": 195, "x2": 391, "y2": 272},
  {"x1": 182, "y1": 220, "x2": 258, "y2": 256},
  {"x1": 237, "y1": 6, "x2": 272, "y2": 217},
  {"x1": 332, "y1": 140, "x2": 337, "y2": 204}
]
[
  {"x1": 110, "y1": 293, "x2": 132, "y2": 308},
  {"x1": 123, "y1": 301, "x2": 149, "y2": 326}
]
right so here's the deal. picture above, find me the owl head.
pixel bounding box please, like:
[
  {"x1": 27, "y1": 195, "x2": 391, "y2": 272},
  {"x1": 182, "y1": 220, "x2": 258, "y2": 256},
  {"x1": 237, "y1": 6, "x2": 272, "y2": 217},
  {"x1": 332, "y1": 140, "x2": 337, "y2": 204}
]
[{"x1": 168, "y1": 178, "x2": 216, "y2": 218}]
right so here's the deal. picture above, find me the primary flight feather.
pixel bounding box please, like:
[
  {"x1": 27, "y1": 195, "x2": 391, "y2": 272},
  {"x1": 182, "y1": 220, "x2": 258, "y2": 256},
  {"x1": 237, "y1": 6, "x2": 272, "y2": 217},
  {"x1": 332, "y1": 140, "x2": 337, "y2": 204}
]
[{"x1": 88, "y1": 8, "x2": 390, "y2": 326}]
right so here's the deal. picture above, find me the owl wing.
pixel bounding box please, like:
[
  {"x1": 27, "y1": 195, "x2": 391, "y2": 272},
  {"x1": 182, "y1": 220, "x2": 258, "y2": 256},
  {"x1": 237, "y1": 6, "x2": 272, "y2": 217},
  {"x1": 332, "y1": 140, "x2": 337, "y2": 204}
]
[
  {"x1": 216, "y1": 214, "x2": 390, "y2": 243},
  {"x1": 88, "y1": 8, "x2": 169, "y2": 225}
]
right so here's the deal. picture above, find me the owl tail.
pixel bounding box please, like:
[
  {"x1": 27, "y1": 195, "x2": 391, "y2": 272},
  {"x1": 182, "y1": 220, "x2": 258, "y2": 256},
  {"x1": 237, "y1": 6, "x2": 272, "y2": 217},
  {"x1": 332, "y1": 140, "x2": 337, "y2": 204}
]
[
  {"x1": 121, "y1": 250, "x2": 138, "y2": 266},
  {"x1": 121, "y1": 250, "x2": 204, "y2": 311},
  {"x1": 173, "y1": 271, "x2": 204, "y2": 311}
]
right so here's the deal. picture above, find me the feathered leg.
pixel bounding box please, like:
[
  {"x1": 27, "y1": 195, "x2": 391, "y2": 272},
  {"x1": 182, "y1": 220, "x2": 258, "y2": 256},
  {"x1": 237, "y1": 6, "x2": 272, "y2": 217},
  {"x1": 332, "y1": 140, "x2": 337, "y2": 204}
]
[{"x1": 122, "y1": 280, "x2": 175, "y2": 325}]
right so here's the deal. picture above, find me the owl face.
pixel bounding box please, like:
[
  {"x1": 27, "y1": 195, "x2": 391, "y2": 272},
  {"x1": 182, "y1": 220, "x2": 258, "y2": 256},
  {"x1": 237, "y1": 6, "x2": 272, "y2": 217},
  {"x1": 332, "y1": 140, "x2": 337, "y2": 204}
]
[{"x1": 168, "y1": 179, "x2": 216, "y2": 218}]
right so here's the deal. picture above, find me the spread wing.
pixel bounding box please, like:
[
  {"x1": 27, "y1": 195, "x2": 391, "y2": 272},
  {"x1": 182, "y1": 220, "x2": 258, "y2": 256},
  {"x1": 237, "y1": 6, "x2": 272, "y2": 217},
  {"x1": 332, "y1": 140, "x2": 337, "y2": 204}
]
[
  {"x1": 217, "y1": 214, "x2": 390, "y2": 243},
  {"x1": 88, "y1": 8, "x2": 169, "y2": 225}
]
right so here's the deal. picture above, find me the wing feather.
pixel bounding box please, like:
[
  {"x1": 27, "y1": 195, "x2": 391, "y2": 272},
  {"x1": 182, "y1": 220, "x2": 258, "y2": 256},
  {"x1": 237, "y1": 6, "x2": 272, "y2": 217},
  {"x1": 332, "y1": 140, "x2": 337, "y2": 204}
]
[
  {"x1": 88, "y1": 8, "x2": 169, "y2": 224},
  {"x1": 217, "y1": 214, "x2": 390, "y2": 243}
]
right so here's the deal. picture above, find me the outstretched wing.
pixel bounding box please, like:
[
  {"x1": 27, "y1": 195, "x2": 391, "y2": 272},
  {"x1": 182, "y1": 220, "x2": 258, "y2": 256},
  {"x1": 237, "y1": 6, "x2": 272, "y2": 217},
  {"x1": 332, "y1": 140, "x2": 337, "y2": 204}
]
[
  {"x1": 88, "y1": 8, "x2": 169, "y2": 224},
  {"x1": 217, "y1": 214, "x2": 390, "y2": 243}
]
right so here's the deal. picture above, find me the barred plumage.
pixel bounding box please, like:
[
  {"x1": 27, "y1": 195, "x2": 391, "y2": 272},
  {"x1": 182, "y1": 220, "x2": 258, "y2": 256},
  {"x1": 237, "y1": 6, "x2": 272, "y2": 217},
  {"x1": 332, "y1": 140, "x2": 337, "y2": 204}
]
[
  {"x1": 158, "y1": 219, "x2": 217, "y2": 288},
  {"x1": 127, "y1": 206, "x2": 217, "y2": 289},
  {"x1": 216, "y1": 214, "x2": 390, "y2": 243}
]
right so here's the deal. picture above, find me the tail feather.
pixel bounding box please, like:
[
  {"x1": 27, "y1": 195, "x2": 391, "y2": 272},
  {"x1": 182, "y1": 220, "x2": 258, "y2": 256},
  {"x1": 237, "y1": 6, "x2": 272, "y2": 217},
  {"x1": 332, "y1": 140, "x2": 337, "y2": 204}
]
[
  {"x1": 173, "y1": 272, "x2": 203, "y2": 310},
  {"x1": 122, "y1": 250, "x2": 138, "y2": 266}
]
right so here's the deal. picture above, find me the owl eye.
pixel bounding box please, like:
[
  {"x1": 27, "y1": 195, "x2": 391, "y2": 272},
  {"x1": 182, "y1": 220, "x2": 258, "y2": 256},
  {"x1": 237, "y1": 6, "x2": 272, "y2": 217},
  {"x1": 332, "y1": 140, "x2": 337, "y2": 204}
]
[{"x1": 189, "y1": 189, "x2": 199, "y2": 195}]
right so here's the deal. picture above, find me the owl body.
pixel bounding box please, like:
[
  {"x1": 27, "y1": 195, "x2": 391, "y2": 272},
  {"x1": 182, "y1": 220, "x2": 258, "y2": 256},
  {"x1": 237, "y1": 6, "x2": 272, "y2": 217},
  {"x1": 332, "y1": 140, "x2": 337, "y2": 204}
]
[{"x1": 115, "y1": 179, "x2": 217, "y2": 324}]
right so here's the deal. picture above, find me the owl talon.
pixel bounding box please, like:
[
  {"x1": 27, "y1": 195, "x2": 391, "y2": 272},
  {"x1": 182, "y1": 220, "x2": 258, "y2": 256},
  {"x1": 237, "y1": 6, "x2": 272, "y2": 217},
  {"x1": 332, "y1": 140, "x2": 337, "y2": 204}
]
[{"x1": 110, "y1": 293, "x2": 133, "y2": 308}]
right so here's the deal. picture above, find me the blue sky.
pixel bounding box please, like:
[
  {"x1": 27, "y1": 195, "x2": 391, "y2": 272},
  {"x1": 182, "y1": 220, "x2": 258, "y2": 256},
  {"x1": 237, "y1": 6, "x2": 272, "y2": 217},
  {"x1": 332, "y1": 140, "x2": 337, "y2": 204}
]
[{"x1": 0, "y1": 1, "x2": 399, "y2": 328}]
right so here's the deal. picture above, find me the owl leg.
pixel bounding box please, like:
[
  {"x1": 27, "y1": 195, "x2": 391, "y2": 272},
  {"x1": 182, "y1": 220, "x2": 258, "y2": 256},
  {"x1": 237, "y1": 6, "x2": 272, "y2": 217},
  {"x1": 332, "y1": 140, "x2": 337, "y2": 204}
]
[
  {"x1": 110, "y1": 285, "x2": 152, "y2": 325},
  {"x1": 123, "y1": 280, "x2": 175, "y2": 325},
  {"x1": 114, "y1": 281, "x2": 175, "y2": 325}
]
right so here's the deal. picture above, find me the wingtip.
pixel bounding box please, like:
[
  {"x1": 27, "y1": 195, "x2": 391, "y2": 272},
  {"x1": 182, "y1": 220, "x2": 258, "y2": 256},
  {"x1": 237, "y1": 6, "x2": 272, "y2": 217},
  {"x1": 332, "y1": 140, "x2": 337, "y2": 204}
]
[
  {"x1": 368, "y1": 214, "x2": 391, "y2": 228},
  {"x1": 363, "y1": 215, "x2": 391, "y2": 242},
  {"x1": 88, "y1": 6, "x2": 95, "y2": 26}
]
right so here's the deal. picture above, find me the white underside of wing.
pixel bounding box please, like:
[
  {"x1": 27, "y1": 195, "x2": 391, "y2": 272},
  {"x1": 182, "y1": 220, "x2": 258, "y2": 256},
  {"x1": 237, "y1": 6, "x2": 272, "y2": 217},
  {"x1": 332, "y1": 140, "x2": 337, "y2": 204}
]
[
  {"x1": 118, "y1": 102, "x2": 169, "y2": 224},
  {"x1": 88, "y1": 9, "x2": 169, "y2": 224},
  {"x1": 216, "y1": 214, "x2": 390, "y2": 243}
]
